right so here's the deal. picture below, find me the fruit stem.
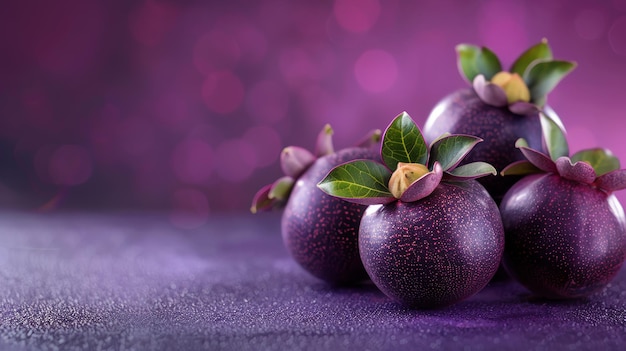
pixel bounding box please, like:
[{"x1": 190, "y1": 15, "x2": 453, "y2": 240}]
[{"x1": 388, "y1": 163, "x2": 430, "y2": 199}]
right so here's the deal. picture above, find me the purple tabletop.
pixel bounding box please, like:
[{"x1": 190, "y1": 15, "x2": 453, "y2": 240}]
[{"x1": 0, "y1": 211, "x2": 625, "y2": 351}]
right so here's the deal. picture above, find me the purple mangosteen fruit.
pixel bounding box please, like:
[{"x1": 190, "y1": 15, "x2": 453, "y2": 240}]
[
  {"x1": 500, "y1": 114, "x2": 626, "y2": 299},
  {"x1": 318, "y1": 112, "x2": 504, "y2": 308},
  {"x1": 423, "y1": 39, "x2": 576, "y2": 204},
  {"x1": 251, "y1": 125, "x2": 381, "y2": 285}
]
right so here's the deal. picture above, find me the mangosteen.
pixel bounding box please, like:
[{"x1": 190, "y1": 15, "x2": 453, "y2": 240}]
[
  {"x1": 500, "y1": 114, "x2": 626, "y2": 299},
  {"x1": 251, "y1": 125, "x2": 381, "y2": 285},
  {"x1": 318, "y1": 112, "x2": 504, "y2": 308},
  {"x1": 422, "y1": 39, "x2": 576, "y2": 204}
]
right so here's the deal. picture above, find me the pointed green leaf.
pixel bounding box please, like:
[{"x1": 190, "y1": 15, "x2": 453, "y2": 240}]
[
  {"x1": 476, "y1": 47, "x2": 502, "y2": 80},
  {"x1": 525, "y1": 60, "x2": 576, "y2": 104},
  {"x1": 456, "y1": 44, "x2": 502, "y2": 83},
  {"x1": 501, "y1": 160, "x2": 542, "y2": 176},
  {"x1": 428, "y1": 135, "x2": 482, "y2": 171},
  {"x1": 510, "y1": 39, "x2": 553, "y2": 76},
  {"x1": 381, "y1": 112, "x2": 428, "y2": 170},
  {"x1": 444, "y1": 162, "x2": 496, "y2": 181},
  {"x1": 317, "y1": 160, "x2": 395, "y2": 205},
  {"x1": 540, "y1": 113, "x2": 569, "y2": 161},
  {"x1": 268, "y1": 176, "x2": 295, "y2": 200},
  {"x1": 571, "y1": 148, "x2": 620, "y2": 177}
]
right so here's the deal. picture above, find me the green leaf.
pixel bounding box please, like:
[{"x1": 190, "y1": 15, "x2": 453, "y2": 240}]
[
  {"x1": 381, "y1": 112, "x2": 428, "y2": 171},
  {"x1": 476, "y1": 47, "x2": 502, "y2": 80},
  {"x1": 501, "y1": 161, "x2": 542, "y2": 176},
  {"x1": 525, "y1": 60, "x2": 576, "y2": 104},
  {"x1": 456, "y1": 44, "x2": 502, "y2": 82},
  {"x1": 571, "y1": 148, "x2": 620, "y2": 177},
  {"x1": 317, "y1": 160, "x2": 394, "y2": 205},
  {"x1": 268, "y1": 176, "x2": 295, "y2": 200},
  {"x1": 540, "y1": 113, "x2": 569, "y2": 161},
  {"x1": 515, "y1": 138, "x2": 529, "y2": 148},
  {"x1": 428, "y1": 135, "x2": 482, "y2": 171},
  {"x1": 510, "y1": 39, "x2": 553, "y2": 76},
  {"x1": 444, "y1": 162, "x2": 496, "y2": 181}
]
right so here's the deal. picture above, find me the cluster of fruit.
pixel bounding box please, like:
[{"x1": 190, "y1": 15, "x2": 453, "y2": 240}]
[{"x1": 251, "y1": 40, "x2": 626, "y2": 309}]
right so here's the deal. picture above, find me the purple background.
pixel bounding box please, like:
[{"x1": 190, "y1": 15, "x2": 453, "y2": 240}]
[{"x1": 1, "y1": 0, "x2": 626, "y2": 228}]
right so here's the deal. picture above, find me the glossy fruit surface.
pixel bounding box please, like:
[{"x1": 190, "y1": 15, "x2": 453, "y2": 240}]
[
  {"x1": 358, "y1": 180, "x2": 504, "y2": 308},
  {"x1": 500, "y1": 173, "x2": 626, "y2": 299},
  {"x1": 423, "y1": 88, "x2": 551, "y2": 203},
  {"x1": 282, "y1": 147, "x2": 378, "y2": 285}
]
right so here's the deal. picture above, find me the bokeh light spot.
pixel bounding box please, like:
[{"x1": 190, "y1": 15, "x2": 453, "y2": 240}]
[
  {"x1": 609, "y1": 17, "x2": 626, "y2": 56},
  {"x1": 48, "y1": 145, "x2": 93, "y2": 186},
  {"x1": 575, "y1": 9, "x2": 607, "y2": 41},
  {"x1": 215, "y1": 139, "x2": 257, "y2": 183},
  {"x1": 333, "y1": 0, "x2": 380, "y2": 33},
  {"x1": 246, "y1": 80, "x2": 289, "y2": 123},
  {"x1": 354, "y1": 49, "x2": 398, "y2": 93},
  {"x1": 171, "y1": 139, "x2": 214, "y2": 185},
  {"x1": 169, "y1": 188, "x2": 209, "y2": 229},
  {"x1": 243, "y1": 126, "x2": 281, "y2": 168},
  {"x1": 193, "y1": 30, "x2": 241, "y2": 75},
  {"x1": 201, "y1": 71, "x2": 245, "y2": 114}
]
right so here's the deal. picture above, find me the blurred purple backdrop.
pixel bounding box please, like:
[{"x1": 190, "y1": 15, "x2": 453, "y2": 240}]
[{"x1": 1, "y1": 0, "x2": 625, "y2": 228}]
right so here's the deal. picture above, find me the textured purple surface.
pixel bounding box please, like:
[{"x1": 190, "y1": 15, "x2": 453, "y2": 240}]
[
  {"x1": 282, "y1": 147, "x2": 377, "y2": 284},
  {"x1": 359, "y1": 181, "x2": 503, "y2": 308},
  {"x1": 501, "y1": 174, "x2": 626, "y2": 299},
  {"x1": 1, "y1": 212, "x2": 626, "y2": 351},
  {"x1": 423, "y1": 88, "x2": 547, "y2": 203}
]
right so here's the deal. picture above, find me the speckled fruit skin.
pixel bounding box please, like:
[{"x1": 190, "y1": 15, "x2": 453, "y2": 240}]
[
  {"x1": 500, "y1": 173, "x2": 626, "y2": 299},
  {"x1": 282, "y1": 147, "x2": 379, "y2": 285},
  {"x1": 358, "y1": 180, "x2": 504, "y2": 308},
  {"x1": 423, "y1": 89, "x2": 554, "y2": 203}
]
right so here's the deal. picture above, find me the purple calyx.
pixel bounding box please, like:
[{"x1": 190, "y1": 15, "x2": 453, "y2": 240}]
[
  {"x1": 457, "y1": 40, "x2": 576, "y2": 116},
  {"x1": 250, "y1": 125, "x2": 381, "y2": 213},
  {"x1": 317, "y1": 112, "x2": 497, "y2": 206},
  {"x1": 501, "y1": 114, "x2": 626, "y2": 194},
  {"x1": 473, "y1": 75, "x2": 539, "y2": 116}
]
